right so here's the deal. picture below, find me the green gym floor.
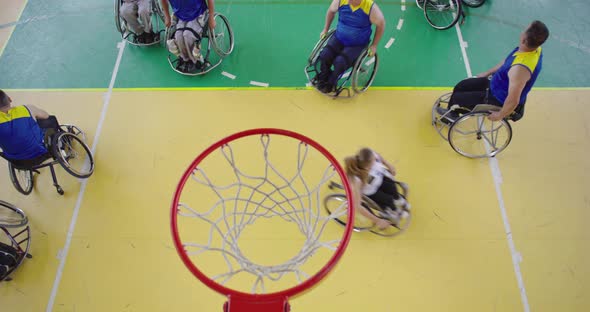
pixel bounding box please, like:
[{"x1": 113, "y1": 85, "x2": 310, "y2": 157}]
[{"x1": 0, "y1": 0, "x2": 589, "y2": 311}]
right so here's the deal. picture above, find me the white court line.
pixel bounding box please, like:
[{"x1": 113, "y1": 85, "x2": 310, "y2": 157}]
[
  {"x1": 396, "y1": 19, "x2": 404, "y2": 30},
  {"x1": 385, "y1": 38, "x2": 395, "y2": 49},
  {"x1": 222, "y1": 71, "x2": 236, "y2": 80},
  {"x1": 401, "y1": 5, "x2": 406, "y2": 11},
  {"x1": 453, "y1": 16, "x2": 530, "y2": 312},
  {"x1": 45, "y1": 39, "x2": 127, "y2": 312},
  {"x1": 250, "y1": 80, "x2": 269, "y2": 87}
]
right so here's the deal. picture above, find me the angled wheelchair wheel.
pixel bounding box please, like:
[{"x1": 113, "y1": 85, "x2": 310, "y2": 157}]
[
  {"x1": 352, "y1": 49, "x2": 378, "y2": 94},
  {"x1": 416, "y1": 0, "x2": 426, "y2": 9},
  {"x1": 448, "y1": 112, "x2": 512, "y2": 158},
  {"x1": 8, "y1": 164, "x2": 33, "y2": 195},
  {"x1": 424, "y1": 0, "x2": 462, "y2": 30},
  {"x1": 324, "y1": 194, "x2": 376, "y2": 232},
  {"x1": 0, "y1": 200, "x2": 28, "y2": 228},
  {"x1": 210, "y1": 13, "x2": 234, "y2": 57},
  {"x1": 114, "y1": 0, "x2": 126, "y2": 36},
  {"x1": 308, "y1": 29, "x2": 336, "y2": 65},
  {"x1": 462, "y1": 0, "x2": 485, "y2": 8},
  {"x1": 52, "y1": 132, "x2": 94, "y2": 179}
]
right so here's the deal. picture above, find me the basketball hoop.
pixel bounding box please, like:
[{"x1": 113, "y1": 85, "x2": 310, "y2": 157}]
[{"x1": 171, "y1": 128, "x2": 354, "y2": 311}]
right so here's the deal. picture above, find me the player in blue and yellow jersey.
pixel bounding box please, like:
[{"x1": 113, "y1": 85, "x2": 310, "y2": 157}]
[
  {"x1": 0, "y1": 90, "x2": 57, "y2": 167},
  {"x1": 161, "y1": 0, "x2": 216, "y2": 73},
  {"x1": 439, "y1": 21, "x2": 549, "y2": 122},
  {"x1": 315, "y1": 0, "x2": 386, "y2": 93}
]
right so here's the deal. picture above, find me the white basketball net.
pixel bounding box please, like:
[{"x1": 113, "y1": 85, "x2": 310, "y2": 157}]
[{"x1": 177, "y1": 134, "x2": 348, "y2": 294}]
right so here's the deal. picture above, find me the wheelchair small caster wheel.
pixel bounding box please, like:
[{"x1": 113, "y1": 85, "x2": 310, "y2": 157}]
[
  {"x1": 26, "y1": 253, "x2": 33, "y2": 259},
  {"x1": 57, "y1": 186, "x2": 64, "y2": 195}
]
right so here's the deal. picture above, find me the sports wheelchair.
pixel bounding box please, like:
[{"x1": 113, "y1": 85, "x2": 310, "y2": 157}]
[
  {"x1": 323, "y1": 181, "x2": 411, "y2": 237},
  {"x1": 305, "y1": 29, "x2": 379, "y2": 98},
  {"x1": 115, "y1": 0, "x2": 165, "y2": 46},
  {"x1": 165, "y1": 11, "x2": 234, "y2": 75},
  {"x1": 431, "y1": 92, "x2": 525, "y2": 158},
  {"x1": 0, "y1": 200, "x2": 32, "y2": 282},
  {"x1": 0, "y1": 117, "x2": 94, "y2": 196}
]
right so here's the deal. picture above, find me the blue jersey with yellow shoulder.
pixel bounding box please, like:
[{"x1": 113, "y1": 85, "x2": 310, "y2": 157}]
[
  {"x1": 169, "y1": 0, "x2": 207, "y2": 21},
  {"x1": 335, "y1": 0, "x2": 374, "y2": 47},
  {"x1": 490, "y1": 47, "x2": 543, "y2": 105},
  {"x1": 0, "y1": 106, "x2": 47, "y2": 160}
]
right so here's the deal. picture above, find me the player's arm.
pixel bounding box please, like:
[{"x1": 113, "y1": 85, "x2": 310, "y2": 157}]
[
  {"x1": 26, "y1": 105, "x2": 49, "y2": 120},
  {"x1": 488, "y1": 65, "x2": 530, "y2": 121},
  {"x1": 160, "y1": 0, "x2": 172, "y2": 27},
  {"x1": 476, "y1": 60, "x2": 503, "y2": 78},
  {"x1": 369, "y1": 4, "x2": 385, "y2": 55},
  {"x1": 321, "y1": 0, "x2": 340, "y2": 37}
]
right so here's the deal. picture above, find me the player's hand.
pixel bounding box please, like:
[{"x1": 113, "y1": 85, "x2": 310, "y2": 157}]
[
  {"x1": 368, "y1": 45, "x2": 377, "y2": 56},
  {"x1": 209, "y1": 18, "x2": 216, "y2": 30},
  {"x1": 164, "y1": 15, "x2": 171, "y2": 28},
  {"x1": 376, "y1": 219, "x2": 390, "y2": 230},
  {"x1": 320, "y1": 30, "x2": 327, "y2": 39},
  {"x1": 488, "y1": 111, "x2": 503, "y2": 121}
]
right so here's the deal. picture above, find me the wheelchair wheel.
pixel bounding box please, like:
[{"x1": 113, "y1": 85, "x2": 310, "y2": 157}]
[
  {"x1": 351, "y1": 49, "x2": 378, "y2": 94},
  {"x1": 462, "y1": 0, "x2": 485, "y2": 8},
  {"x1": 324, "y1": 194, "x2": 377, "y2": 232},
  {"x1": 424, "y1": 0, "x2": 462, "y2": 30},
  {"x1": 114, "y1": 0, "x2": 126, "y2": 36},
  {"x1": 0, "y1": 200, "x2": 28, "y2": 228},
  {"x1": 448, "y1": 112, "x2": 512, "y2": 158},
  {"x1": 416, "y1": 0, "x2": 426, "y2": 9},
  {"x1": 8, "y1": 164, "x2": 33, "y2": 195},
  {"x1": 308, "y1": 29, "x2": 336, "y2": 66},
  {"x1": 52, "y1": 132, "x2": 94, "y2": 179},
  {"x1": 210, "y1": 13, "x2": 234, "y2": 57}
]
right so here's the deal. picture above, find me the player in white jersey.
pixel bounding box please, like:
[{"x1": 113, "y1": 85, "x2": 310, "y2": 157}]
[{"x1": 344, "y1": 147, "x2": 409, "y2": 229}]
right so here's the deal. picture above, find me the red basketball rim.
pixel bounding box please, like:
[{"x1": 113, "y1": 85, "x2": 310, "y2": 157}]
[{"x1": 170, "y1": 128, "x2": 355, "y2": 304}]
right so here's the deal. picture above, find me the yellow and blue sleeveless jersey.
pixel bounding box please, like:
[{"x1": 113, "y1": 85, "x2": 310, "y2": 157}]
[
  {"x1": 169, "y1": 0, "x2": 206, "y2": 21},
  {"x1": 490, "y1": 47, "x2": 543, "y2": 105},
  {"x1": 0, "y1": 106, "x2": 47, "y2": 160},
  {"x1": 335, "y1": 0, "x2": 374, "y2": 47}
]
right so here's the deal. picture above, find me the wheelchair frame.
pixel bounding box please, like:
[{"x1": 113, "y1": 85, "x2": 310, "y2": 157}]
[
  {"x1": 115, "y1": 0, "x2": 166, "y2": 46},
  {"x1": 165, "y1": 11, "x2": 234, "y2": 76},
  {"x1": 324, "y1": 181, "x2": 411, "y2": 237},
  {"x1": 305, "y1": 29, "x2": 379, "y2": 98},
  {"x1": 1, "y1": 124, "x2": 94, "y2": 195}
]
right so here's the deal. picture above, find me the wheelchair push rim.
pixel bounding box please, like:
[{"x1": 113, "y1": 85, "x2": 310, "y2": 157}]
[
  {"x1": 8, "y1": 164, "x2": 33, "y2": 195},
  {"x1": 448, "y1": 111, "x2": 513, "y2": 158},
  {"x1": 352, "y1": 49, "x2": 378, "y2": 94},
  {"x1": 52, "y1": 132, "x2": 95, "y2": 179},
  {"x1": 424, "y1": 0, "x2": 462, "y2": 30},
  {"x1": 461, "y1": 0, "x2": 485, "y2": 8}
]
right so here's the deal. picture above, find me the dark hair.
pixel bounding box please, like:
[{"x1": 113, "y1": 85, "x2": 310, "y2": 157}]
[
  {"x1": 524, "y1": 21, "x2": 549, "y2": 49},
  {"x1": 0, "y1": 90, "x2": 10, "y2": 108}
]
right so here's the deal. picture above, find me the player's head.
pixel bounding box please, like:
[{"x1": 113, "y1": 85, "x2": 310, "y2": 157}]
[
  {"x1": 0, "y1": 90, "x2": 12, "y2": 109},
  {"x1": 344, "y1": 148, "x2": 375, "y2": 184},
  {"x1": 521, "y1": 21, "x2": 549, "y2": 49}
]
